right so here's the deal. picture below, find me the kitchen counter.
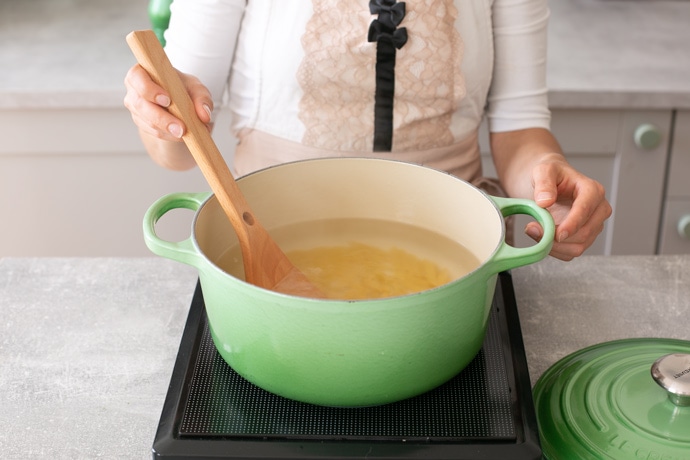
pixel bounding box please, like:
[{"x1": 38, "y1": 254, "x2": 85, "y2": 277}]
[
  {"x1": 1, "y1": 255, "x2": 688, "y2": 459},
  {"x1": 1, "y1": 0, "x2": 690, "y2": 109}
]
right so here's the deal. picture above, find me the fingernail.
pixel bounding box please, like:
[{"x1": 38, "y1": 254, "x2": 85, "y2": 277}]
[
  {"x1": 525, "y1": 226, "x2": 542, "y2": 240},
  {"x1": 167, "y1": 123, "x2": 183, "y2": 138},
  {"x1": 203, "y1": 104, "x2": 212, "y2": 120},
  {"x1": 536, "y1": 192, "x2": 553, "y2": 204},
  {"x1": 558, "y1": 231, "x2": 569, "y2": 243},
  {"x1": 155, "y1": 94, "x2": 171, "y2": 107}
]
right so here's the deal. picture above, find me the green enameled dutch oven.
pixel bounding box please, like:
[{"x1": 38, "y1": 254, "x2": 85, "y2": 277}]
[
  {"x1": 534, "y1": 338, "x2": 690, "y2": 459},
  {"x1": 144, "y1": 158, "x2": 554, "y2": 407}
]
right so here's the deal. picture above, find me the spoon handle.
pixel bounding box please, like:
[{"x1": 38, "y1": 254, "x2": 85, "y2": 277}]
[
  {"x1": 126, "y1": 30, "x2": 251, "y2": 238},
  {"x1": 127, "y1": 30, "x2": 324, "y2": 298}
]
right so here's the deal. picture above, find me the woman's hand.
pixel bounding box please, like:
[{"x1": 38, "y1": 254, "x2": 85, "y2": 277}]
[
  {"x1": 490, "y1": 128, "x2": 612, "y2": 261},
  {"x1": 525, "y1": 154, "x2": 612, "y2": 261},
  {"x1": 123, "y1": 63, "x2": 214, "y2": 170}
]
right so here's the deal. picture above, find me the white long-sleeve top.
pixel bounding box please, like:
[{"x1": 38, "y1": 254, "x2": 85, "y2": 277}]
[{"x1": 164, "y1": 0, "x2": 550, "y2": 167}]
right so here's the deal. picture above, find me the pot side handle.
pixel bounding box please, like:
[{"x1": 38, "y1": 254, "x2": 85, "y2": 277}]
[
  {"x1": 487, "y1": 196, "x2": 555, "y2": 273},
  {"x1": 142, "y1": 192, "x2": 211, "y2": 267}
]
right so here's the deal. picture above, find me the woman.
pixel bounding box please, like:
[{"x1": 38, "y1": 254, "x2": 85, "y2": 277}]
[{"x1": 124, "y1": 0, "x2": 611, "y2": 261}]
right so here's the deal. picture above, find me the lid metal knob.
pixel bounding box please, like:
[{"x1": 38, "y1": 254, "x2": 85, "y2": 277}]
[{"x1": 651, "y1": 353, "x2": 690, "y2": 407}]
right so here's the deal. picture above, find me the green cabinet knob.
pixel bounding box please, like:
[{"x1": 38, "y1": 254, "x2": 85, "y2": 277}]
[
  {"x1": 634, "y1": 123, "x2": 662, "y2": 150},
  {"x1": 679, "y1": 214, "x2": 690, "y2": 240}
]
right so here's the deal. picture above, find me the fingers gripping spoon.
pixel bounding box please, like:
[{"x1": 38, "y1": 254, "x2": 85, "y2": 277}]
[{"x1": 127, "y1": 30, "x2": 325, "y2": 299}]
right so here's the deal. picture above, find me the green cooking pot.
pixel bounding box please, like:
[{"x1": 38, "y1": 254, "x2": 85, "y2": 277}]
[{"x1": 144, "y1": 158, "x2": 554, "y2": 407}]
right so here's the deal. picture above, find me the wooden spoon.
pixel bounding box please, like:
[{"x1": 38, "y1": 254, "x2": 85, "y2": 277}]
[{"x1": 126, "y1": 30, "x2": 324, "y2": 298}]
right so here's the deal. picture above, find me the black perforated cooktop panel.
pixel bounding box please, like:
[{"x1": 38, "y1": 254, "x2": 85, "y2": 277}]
[
  {"x1": 180, "y1": 304, "x2": 514, "y2": 440},
  {"x1": 152, "y1": 271, "x2": 541, "y2": 459}
]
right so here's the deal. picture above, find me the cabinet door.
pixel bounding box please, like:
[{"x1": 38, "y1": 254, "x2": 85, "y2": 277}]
[
  {"x1": 658, "y1": 110, "x2": 690, "y2": 254},
  {"x1": 604, "y1": 110, "x2": 671, "y2": 254},
  {"x1": 0, "y1": 107, "x2": 236, "y2": 257}
]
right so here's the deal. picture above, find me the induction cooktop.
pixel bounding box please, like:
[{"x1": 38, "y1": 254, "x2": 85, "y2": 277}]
[{"x1": 151, "y1": 271, "x2": 541, "y2": 459}]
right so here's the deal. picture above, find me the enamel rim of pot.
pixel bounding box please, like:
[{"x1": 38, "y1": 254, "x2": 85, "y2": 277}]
[{"x1": 533, "y1": 338, "x2": 690, "y2": 460}]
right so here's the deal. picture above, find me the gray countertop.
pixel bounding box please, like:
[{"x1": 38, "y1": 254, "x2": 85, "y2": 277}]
[
  {"x1": 1, "y1": 255, "x2": 688, "y2": 459},
  {"x1": 546, "y1": 0, "x2": 690, "y2": 108},
  {"x1": 2, "y1": 0, "x2": 690, "y2": 109}
]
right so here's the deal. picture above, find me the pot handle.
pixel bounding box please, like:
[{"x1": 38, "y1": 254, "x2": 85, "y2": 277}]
[
  {"x1": 142, "y1": 192, "x2": 211, "y2": 268},
  {"x1": 487, "y1": 196, "x2": 555, "y2": 273}
]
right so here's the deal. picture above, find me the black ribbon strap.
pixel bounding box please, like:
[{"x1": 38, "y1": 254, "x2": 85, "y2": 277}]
[
  {"x1": 368, "y1": 1, "x2": 407, "y2": 152},
  {"x1": 368, "y1": 20, "x2": 408, "y2": 49}
]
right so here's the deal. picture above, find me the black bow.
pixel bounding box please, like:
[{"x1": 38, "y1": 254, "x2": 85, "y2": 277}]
[
  {"x1": 368, "y1": 20, "x2": 408, "y2": 49},
  {"x1": 369, "y1": 0, "x2": 406, "y2": 29}
]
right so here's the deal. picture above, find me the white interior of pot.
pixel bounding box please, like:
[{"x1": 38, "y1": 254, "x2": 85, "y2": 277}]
[{"x1": 194, "y1": 158, "x2": 504, "y2": 277}]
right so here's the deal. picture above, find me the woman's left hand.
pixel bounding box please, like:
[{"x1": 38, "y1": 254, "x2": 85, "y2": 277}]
[{"x1": 525, "y1": 154, "x2": 612, "y2": 261}]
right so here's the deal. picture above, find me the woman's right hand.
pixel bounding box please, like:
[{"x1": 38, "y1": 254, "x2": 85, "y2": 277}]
[{"x1": 123, "y1": 63, "x2": 214, "y2": 169}]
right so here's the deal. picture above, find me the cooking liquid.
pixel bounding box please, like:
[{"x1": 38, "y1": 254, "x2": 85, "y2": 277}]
[{"x1": 216, "y1": 218, "x2": 481, "y2": 300}]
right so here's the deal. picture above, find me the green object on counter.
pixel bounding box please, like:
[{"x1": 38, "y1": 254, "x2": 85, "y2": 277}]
[
  {"x1": 142, "y1": 158, "x2": 554, "y2": 407},
  {"x1": 534, "y1": 338, "x2": 690, "y2": 459},
  {"x1": 148, "y1": 0, "x2": 173, "y2": 46}
]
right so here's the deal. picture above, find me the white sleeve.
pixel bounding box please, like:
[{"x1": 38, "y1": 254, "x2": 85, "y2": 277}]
[
  {"x1": 486, "y1": 0, "x2": 551, "y2": 133},
  {"x1": 163, "y1": 0, "x2": 247, "y2": 116}
]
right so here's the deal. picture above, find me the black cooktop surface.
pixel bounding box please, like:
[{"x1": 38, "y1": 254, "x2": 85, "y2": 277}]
[{"x1": 152, "y1": 271, "x2": 541, "y2": 459}]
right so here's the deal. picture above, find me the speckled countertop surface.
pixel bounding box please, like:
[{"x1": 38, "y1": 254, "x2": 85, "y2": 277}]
[
  {"x1": 1, "y1": 255, "x2": 688, "y2": 458},
  {"x1": 546, "y1": 0, "x2": 690, "y2": 108},
  {"x1": 1, "y1": 0, "x2": 690, "y2": 109},
  {"x1": 0, "y1": 0, "x2": 147, "y2": 108}
]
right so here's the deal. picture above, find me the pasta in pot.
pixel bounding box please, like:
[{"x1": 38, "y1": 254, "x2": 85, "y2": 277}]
[
  {"x1": 287, "y1": 242, "x2": 453, "y2": 300},
  {"x1": 217, "y1": 218, "x2": 481, "y2": 300}
]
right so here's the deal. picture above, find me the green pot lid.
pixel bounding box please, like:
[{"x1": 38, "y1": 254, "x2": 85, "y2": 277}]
[{"x1": 533, "y1": 338, "x2": 690, "y2": 460}]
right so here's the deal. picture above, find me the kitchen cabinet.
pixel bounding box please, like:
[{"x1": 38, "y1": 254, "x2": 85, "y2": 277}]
[
  {"x1": 0, "y1": 106, "x2": 678, "y2": 257},
  {"x1": 481, "y1": 109, "x2": 674, "y2": 255},
  {"x1": 0, "y1": 106, "x2": 237, "y2": 257},
  {"x1": 658, "y1": 110, "x2": 690, "y2": 254}
]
